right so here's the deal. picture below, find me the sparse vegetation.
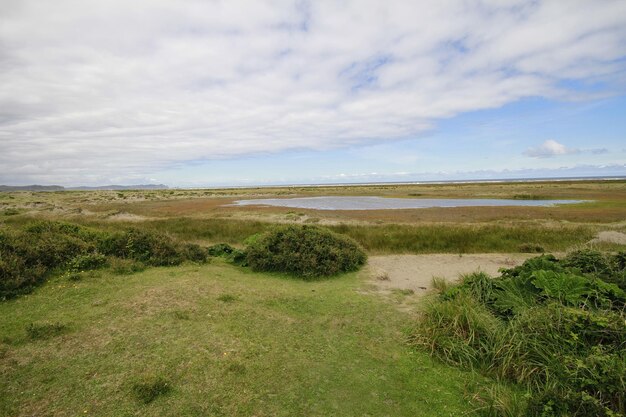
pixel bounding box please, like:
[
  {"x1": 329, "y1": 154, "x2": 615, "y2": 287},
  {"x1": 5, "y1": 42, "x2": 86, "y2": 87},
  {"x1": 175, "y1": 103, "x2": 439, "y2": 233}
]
[{"x1": 245, "y1": 225, "x2": 367, "y2": 278}]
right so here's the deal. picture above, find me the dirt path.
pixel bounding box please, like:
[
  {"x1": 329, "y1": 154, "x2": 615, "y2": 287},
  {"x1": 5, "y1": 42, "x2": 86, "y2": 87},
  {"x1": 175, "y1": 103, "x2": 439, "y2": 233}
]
[{"x1": 367, "y1": 253, "x2": 533, "y2": 295}]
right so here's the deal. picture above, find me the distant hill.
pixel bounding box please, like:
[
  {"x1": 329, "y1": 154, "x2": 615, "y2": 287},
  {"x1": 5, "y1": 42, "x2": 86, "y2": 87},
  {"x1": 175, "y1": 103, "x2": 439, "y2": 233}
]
[
  {"x1": 0, "y1": 184, "x2": 169, "y2": 191},
  {"x1": 0, "y1": 185, "x2": 65, "y2": 192},
  {"x1": 68, "y1": 184, "x2": 169, "y2": 190}
]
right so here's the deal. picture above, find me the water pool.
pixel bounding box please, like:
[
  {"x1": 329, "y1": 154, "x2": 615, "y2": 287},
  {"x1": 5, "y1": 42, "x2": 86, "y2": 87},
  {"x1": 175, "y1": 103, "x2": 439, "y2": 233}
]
[{"x1": 231, "y1": 196, "x2": 585, "y2": 211}]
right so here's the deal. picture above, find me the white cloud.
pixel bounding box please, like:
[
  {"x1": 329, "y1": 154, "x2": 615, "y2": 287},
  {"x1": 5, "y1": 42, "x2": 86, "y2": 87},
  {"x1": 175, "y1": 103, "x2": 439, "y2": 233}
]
[
  {"x1": 523, "y1": 140, "x2": 615, "y2": 158},
  {"x1": 524, "y1": 140, "x2": 579, "y2": 158},
  {"x1": 1, "y1": 0, "x2": 626, "y2": 184}
]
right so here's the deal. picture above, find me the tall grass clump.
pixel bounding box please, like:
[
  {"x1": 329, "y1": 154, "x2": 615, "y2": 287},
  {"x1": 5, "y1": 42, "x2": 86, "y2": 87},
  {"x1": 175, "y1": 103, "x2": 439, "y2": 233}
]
[
  {"x1": 245, "y1": 225, "x2": 366, "y2": 279},
  {"x1": 413, "y1": 250, "x2": 626, "y2": 416}
]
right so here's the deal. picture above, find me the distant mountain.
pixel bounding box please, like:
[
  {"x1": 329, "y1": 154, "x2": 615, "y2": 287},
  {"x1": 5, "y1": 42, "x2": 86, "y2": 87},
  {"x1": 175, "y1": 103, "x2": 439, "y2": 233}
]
[
  {"x1": 0, "y1": 184, "x2": 169, "y2": 191},
  {"x1": 0, "y1": 185, "x2": 65, "y2": 191},
  {"x1": 68, "y1": 184, "x2": 169, "y2": 190}
]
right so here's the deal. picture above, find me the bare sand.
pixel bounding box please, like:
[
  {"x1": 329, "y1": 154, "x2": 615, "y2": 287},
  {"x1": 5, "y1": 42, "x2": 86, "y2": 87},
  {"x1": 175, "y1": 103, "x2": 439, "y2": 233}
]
[
  {"x1": 590, "y1": 231, "x2": 626, "y2": 245},
  {"x1": 367, "y1": 253, "x2": 533, "y2": 294}
]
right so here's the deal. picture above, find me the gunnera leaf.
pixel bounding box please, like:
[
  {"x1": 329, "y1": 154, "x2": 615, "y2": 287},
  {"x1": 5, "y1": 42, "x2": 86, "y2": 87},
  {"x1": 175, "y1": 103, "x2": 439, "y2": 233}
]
[{"x1": 531, "y1": 270, "x2": 590, "y2": 306}]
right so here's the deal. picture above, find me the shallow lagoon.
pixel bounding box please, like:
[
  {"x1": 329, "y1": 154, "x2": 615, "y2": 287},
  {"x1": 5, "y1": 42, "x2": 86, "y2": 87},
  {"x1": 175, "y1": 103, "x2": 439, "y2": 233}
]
[{"x1": 232, "y1": 196, "x2": 585, "y2": 211}]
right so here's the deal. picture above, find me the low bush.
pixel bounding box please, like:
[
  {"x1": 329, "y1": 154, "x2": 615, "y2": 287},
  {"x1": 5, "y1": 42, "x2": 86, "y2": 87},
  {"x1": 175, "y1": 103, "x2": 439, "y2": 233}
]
[
  {"x1": 182, "y1": 243, "x2": 207, "y2": 263},
  {"x1": 98, "y1": 229, "x2": 182, "y2": 266},
  {"x1": 68, "y1": 253, "x2": 108, "y2": 272},
  {"x1": 413, "y1": 251, "x2": 626, "y2": 416},
  {"x1": 207, "y1": 243, "x2": 236, "y2": 257},
  {"x1": 245, "y1": 225, "x2": 367, "y2": 279},
  {"x1": 1, "y1": 220, "x2": 209, "y2": 299},
  {"x1": 563, "y1": 249, "x2": 612, "y2": 275},
  {"x1": 207, "y1": 243, "x2": 247, "y2": 265}
]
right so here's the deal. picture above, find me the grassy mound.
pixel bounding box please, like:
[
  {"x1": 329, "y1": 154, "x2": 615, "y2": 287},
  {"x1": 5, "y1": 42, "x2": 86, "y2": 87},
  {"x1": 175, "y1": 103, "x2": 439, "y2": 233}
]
[
  {"x1": 245, "y1": 225, "x2": 366, "y2": 279},
  {"x1": 413, "y1": 250, "x2": 626, "y2": 416}
]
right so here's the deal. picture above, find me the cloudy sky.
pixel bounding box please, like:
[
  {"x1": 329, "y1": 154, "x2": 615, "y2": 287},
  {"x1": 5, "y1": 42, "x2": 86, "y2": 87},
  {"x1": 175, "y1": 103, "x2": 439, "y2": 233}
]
[{"x1": 1, "y1": 0, "x2": 625, "y2": 187}]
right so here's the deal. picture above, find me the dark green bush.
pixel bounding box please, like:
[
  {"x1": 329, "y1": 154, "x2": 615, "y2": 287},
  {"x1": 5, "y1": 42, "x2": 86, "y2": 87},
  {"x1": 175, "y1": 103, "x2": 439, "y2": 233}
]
[
  {"x1": 68, "y1": 253, "x2": 108, "y2": 272},
  {"x1": 563, "y1": 249, "x2": 612, "y2": 276},
  {"x1": 0, "y1": 243, "x2": 46, "y2": 299},
  {"x1": 98, "y1": 229, "x2": 182, "y2": 266},
  {"x1": 1, "y1": 220, "x2": 209, "y2": 299},
  {"x1": 182, "y1": 243, "x2": 207, "y2": 263},
  {"x1": 245, "y1": 225, "x2": 367, "y2": 279},
  {"x1": 207, "y1": 243, "x2": 247, "y2": 265},
  {"x1": 207, "y1": 243, "x2": 236, "y2": 257}
]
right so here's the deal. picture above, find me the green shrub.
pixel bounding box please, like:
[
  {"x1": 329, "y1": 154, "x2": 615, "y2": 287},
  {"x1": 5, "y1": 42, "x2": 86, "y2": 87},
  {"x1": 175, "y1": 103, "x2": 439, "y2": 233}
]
[
  {"x1": 68, "y1": 253, "x2": 108, "y2": 272},
  {"x1": 207, "y1": 243, "x2": 236, "y2": 257},
  {"x1": 245, "y1": 225, "x2": 367, "y2": 279},
  {"x1": 413, "y1": 252, "x2": 626, "y2": 416},
  {"x1": 563, "y1": 249, "x2": 612, "y2": 276},
  {"x1": 98, "y1": 229, "x2": 182, "y2": 266},
  {"x1": 207, "y1": 243, "x2": 247, "y2": 265},
  {"x1": 182, "y1": 243, "x2": 207, "y2": 263},
  {"x1": 1, "y1": 220, "x2": 209, "y2": 299},
  {"x1": 612, "y1": 252, "x2": 626, "y2": 272},
  {"x1": 605, "y1": 252, "x2": 626, "y2": 291}
]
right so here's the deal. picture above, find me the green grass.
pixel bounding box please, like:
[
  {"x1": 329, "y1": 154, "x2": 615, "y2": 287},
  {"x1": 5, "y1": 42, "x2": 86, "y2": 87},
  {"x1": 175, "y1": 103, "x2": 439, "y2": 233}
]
[
  {"x1": 0, "y1": 261, "x2": 479, "y2": 416},
  {"x1": 9, "y1": 216, "x2": 595, "y2": 254},
  {"x1": 330, "y1": 223, "x2": 595, "y2": 254}
]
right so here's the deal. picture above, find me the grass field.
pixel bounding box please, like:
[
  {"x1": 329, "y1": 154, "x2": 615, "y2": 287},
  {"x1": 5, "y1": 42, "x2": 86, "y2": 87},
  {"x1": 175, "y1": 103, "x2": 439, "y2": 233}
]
[{"x1": 0, "y1": 261, "x2": 481, "y2": 416}]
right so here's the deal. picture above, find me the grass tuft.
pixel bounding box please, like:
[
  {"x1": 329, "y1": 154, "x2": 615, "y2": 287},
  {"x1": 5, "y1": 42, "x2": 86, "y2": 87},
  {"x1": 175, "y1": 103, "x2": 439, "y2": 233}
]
[
  {"x1": 26, "y1": 322, "x2": 68, "y2": 340},
  {"x1": 217, "y1": 294, "x2": 238, "y2": 302}
]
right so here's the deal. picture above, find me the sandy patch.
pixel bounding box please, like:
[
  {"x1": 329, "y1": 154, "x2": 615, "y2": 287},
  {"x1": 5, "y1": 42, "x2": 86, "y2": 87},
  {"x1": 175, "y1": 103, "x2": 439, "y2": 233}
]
[
  {"x1": 368, "y1": 253, "x2": 532, "y2": 294},
  {"x1": 105, "y1": 212, "x2": 148, "y2": 222},
  {"x1": 589, "y1": 231, "x2": 626, "y2": 245}
]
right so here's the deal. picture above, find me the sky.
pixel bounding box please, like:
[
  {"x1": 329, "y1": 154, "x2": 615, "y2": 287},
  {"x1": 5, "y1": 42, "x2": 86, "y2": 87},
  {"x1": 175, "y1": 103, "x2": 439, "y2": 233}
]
[{"x1": 1, "y1": 0, "x2": 626, "y2": 187}]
